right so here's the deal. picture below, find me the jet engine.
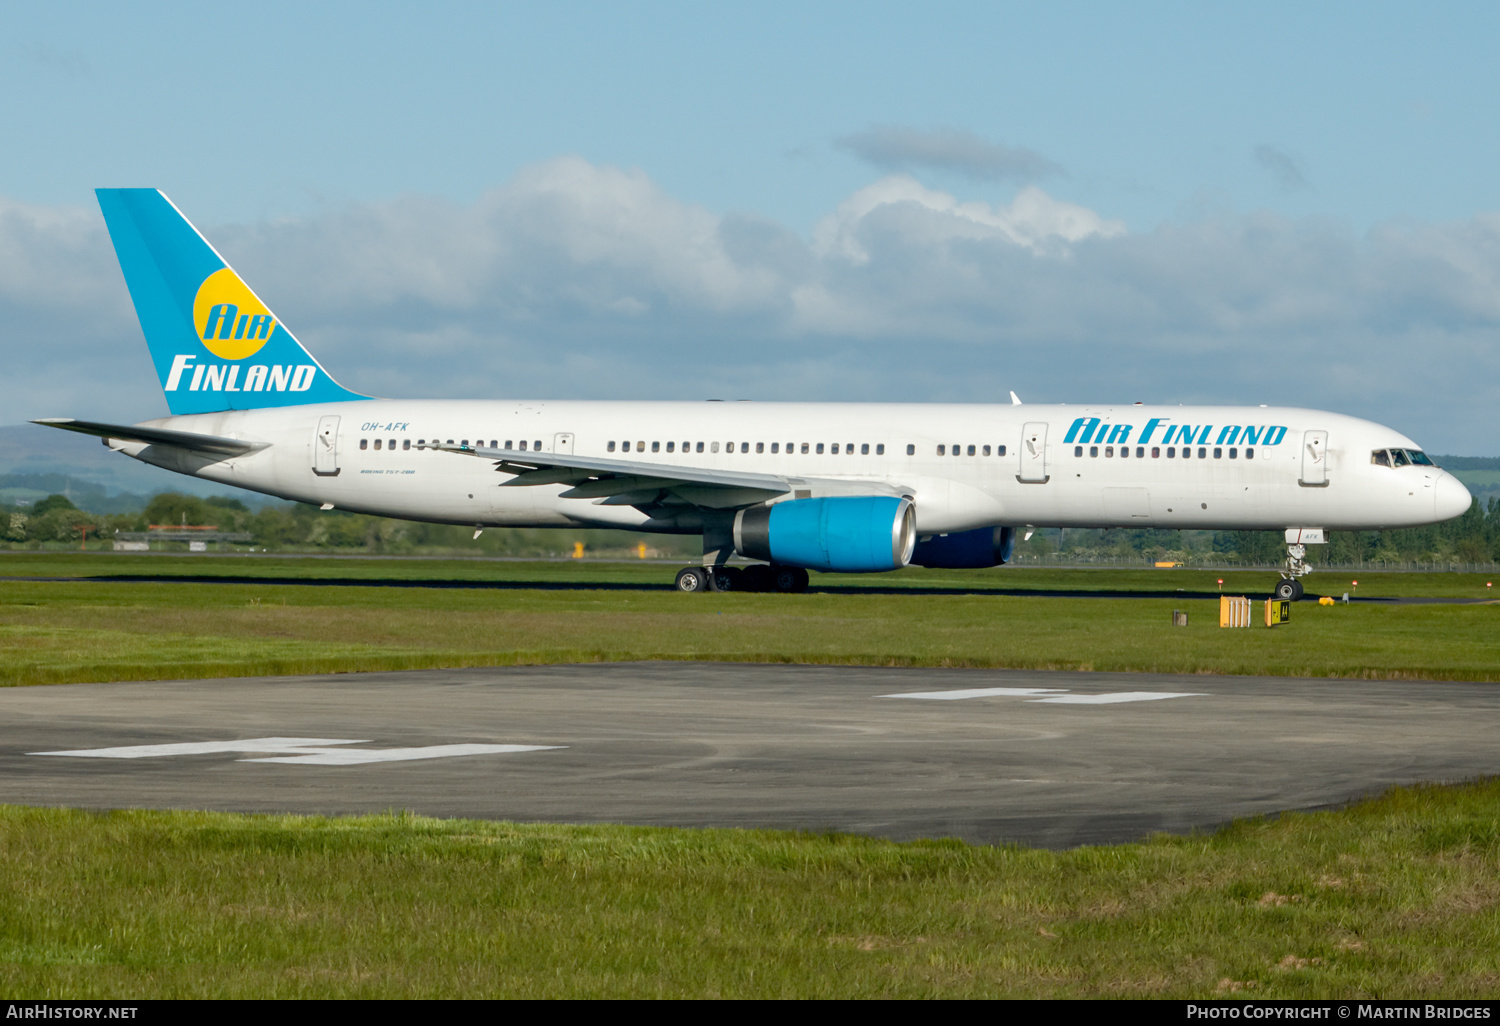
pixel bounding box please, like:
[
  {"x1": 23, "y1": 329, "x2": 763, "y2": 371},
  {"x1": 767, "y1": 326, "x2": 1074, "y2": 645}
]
[
  {"x1": 733, "y1": 496, "x2": 915, "y2": 572},
  {"x1": 909, "y1": 525, "x2": 1015, "y2": 568}
]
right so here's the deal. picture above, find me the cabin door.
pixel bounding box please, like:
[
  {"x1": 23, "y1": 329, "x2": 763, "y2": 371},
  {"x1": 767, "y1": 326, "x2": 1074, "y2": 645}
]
[
  {"x1": 1018, "y1": 422, "x2": 1049, "y2": 483},
  {"x1": 313, "y1": 415, "x2": 341, "y2": 476},
  {"x1": 1300, "y1": 429, "x2": 1328, "y2": 486}
]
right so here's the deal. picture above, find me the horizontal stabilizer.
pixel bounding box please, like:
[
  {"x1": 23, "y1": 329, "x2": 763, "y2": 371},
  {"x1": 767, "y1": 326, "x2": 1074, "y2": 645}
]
[{"x1": 32, "y1": 418, "x2": 268, "y2": 458}]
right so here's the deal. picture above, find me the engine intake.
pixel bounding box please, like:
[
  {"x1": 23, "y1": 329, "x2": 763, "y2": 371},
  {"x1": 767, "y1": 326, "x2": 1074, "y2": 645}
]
[{"x1": 734, "y1": 496, "x2": 915, "y2": 572}]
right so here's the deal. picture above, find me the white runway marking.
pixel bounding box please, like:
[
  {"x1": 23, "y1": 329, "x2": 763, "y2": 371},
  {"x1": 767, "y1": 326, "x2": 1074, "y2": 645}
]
[
  {"x1": 1027, "y1": 692, "x2": 1206, "y2": 705},
  {"x1": 243, "y1": 744, "x2": 562, "y2": 766},
  {"x1": 879, "y1": 687, "x2": 1068, "y2": 700},
  {"x1": 31, "y1": 737, "x2": 565, "y2": 765}
]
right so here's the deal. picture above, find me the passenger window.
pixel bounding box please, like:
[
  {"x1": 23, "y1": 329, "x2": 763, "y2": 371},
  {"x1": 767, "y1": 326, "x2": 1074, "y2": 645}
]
[
  {"x1": 608, "y1": 441, "x2": 616, "y2": 452},
  {"x1": 375, "y1": 439, "x2": 384, "y2": 450},
  {"x1": 404, "y1": 439, "x2": 411, "y2": 451},
  {"x1": 1229, "y1": 447, "x2": 1237, "y2": 459},
  {"x1": 741, "y1": 442, "x2": 749, "y2": 454},
  {"x1": 517, "y1": 440, "x2": 525, "y2": 450},
  {"x1": 652, "y1": 441, "x2": 660, "y2": 452},
  {"x1": 360, "y1": 438, "x2": 368, "y2": 450},
  {"x1": 1167, "y1": 447, "x2": 1176, "y2": 458},
  {"x1": 862, "y1": 443, "x2": 870, "y2": 455},
  {"x1": 831, "y1": 443, "x2": 839, "y2": 454},
  {"x1": 1105, "y1": 446, "x2": 1114, "y2": 457},
  {"x1": 967, "y1": 444, "x2": 976, "y2": 456},
  {"x1": 490, "y1": 441, "x2": 497, "y2": 449},
  {"x1": 1197, "y1": 447, "x2": 1207, "y2": 459},
  {"x1": 711, "y1": 442, "x2": 720, "y2": 453},
  {"x1": 1135, "y1": 447, "x2": 1143, "y2": 458},
  {"x1": 1090, "y1": 446, "x2": 1098, "y2": 457},
  {"x1": 937, "y1": 445, "x2": 946, "y2": 456},
  {"x1": 1121, "y1": 446, "x2": 1130, "y2": 458},
  {"x1": 802, "y1": 443, "x2": 810, "y2": 454},
  {"x1": 952, "y1": 444, "x2": 961, "y2": 456},
  {"x1": 816, "y1": 443, "x2": 825, "y2": 454},
  {"x1": 667, "y1": 441, "x2": 675, "y2": 452},
  {"x1": 771, "y1": 443, "x2": 779, "y2": 453},
  {"x1": 389, "y1": 439, "x2": 396, "y2": 451},
  {"x1": 756, "y1": 442, "x2": 764, "y2": 453},
  {"x1": 446, "y1": 439, "x2": 454, "y2": 446},
  {"x1": 1074, "y1": 445, "x2": 1083, "y2": 457},
  {"x1": 876, "y1": 444, "x2": 885, "y2": 455},
  {"x1": 696, "y1": 442, "x2": 704, "y2": 453},
  {"x1": 1214, "y1": 447, "x2": 1222, "y2": 459},
  {"x1": 504, "y1": 440, "x2": 512, "y2": 449},
  {"x1": 996, "y1": 445, "x2": 1006, "y2": 456},
  {"x1": 1245, "y1": 448, "x2": 1254, "y2": 459},
  {"x1": 1151, "y1": 447, "x2": 1160, "y2": 458},
  {"x1": 905, "y1": 444, "x2": 914, "y2": 455}
]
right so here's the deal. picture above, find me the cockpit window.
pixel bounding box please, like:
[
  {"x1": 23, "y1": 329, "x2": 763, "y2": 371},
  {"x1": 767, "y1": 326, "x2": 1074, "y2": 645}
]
[
  {"x1": 1407, "y1": 449, "x2": 1435, "y2": 466},
  {"x1": 1391, "y1": 449, "x2": 1411, "y2": 467},
  {"x1": 1372, "y1": 449, "x2": 1391, "y2": 467}
]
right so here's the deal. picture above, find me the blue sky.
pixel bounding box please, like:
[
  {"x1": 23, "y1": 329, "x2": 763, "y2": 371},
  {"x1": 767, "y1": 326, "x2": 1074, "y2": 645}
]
[{"x1": 4, "y1": 2, "x2": 1500, "y2": 452}]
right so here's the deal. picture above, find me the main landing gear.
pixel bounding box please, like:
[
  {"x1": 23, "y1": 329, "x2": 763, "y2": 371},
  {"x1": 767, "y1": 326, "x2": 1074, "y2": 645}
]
[{"x1": 674, "y1": 565, "x2": 809, "y2": 593}]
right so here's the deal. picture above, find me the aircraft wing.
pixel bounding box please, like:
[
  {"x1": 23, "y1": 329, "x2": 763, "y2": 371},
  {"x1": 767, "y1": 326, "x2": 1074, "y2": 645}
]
[
  {"x1": 32, "y1": 418, "x2": 268, "y2": 458},
  {"x1": 440, "y1": 443, "x2": 797, "y2": 510}
]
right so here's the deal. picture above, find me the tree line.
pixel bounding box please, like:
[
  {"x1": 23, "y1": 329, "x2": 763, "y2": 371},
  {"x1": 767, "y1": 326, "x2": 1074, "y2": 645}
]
[{"x1": 4, "y1": 490, "x2": 1499, "y2": 565}]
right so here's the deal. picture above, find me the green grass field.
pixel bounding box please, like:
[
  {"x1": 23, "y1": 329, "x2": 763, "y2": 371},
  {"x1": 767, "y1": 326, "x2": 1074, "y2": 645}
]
[
  {"x1": 4, "y1": 554, "x2": 1498, "y2": 998},
  {"x1": 4, "y1": 780, "x2": 1500, "y2": 998},
  {"x1": 1, "y1": 554, "x2": 1496, "y2": 685}
]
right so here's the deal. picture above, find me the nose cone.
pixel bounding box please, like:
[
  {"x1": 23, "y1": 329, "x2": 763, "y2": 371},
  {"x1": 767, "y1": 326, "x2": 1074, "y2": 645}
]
[{"x1": 1435, "y1": 472, "x2": 1473, "y2": 521}]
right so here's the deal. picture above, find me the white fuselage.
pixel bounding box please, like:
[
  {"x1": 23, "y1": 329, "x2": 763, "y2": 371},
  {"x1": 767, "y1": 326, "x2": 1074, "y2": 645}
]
[{"x1": 110, "y1": 400, "x2": 1472, "y2": 534}]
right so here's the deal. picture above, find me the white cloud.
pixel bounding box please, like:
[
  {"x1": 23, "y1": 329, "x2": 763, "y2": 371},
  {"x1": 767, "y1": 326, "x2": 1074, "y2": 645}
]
[{"x1": 1, "y1": 160, "x2": 1497, "y2": 453}]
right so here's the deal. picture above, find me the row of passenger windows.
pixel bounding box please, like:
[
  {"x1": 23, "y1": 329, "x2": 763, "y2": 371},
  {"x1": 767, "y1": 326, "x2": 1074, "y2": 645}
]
[
  {"x1": 1075, "y1": 444, "x2": 1256, "y2": 460},
  {"x1": 608, "y1": 440, "x2": 888, "y2": 456},
  {"x1": 359, "y1": 438, "x2": 541, "y2": 451},
  {"x1": 357, "y1": 437, "x2": 1019, "y2": 458}
]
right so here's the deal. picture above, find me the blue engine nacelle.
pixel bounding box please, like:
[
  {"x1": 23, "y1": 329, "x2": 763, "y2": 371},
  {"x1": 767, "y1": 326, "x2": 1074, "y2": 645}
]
[
  {"x1": 909, "y1": 526, "x2": 1016, "y2": 568},
  {"x1": 733, "y1": 496, "x2": 915, "y2": 572}
]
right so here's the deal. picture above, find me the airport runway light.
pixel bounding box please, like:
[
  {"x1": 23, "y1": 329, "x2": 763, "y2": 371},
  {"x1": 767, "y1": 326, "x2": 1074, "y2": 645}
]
[
  {"x1": 1217, "y1": 578, "x2": 1223, "y2": 590},
  {"x1": 1352, "y1": 580, "x2": 1359, "y2": 593}
]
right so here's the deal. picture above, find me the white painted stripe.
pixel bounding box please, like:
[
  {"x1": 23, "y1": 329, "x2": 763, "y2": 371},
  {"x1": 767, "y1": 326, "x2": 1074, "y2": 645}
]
[
  {"x1": 242, "y1": 744, "x2": 564, "y2": 766},
  {"x1": 31, "y1": 738, "x2": 369, "y2": 758},
  {"x1": 1027, "y1": 692, "x2": 1206, "y2": 705},
  {"x1": 30, "y1": 737, "x2": 566, "y2": 765},
  {"x1": 879, "y1": 687, "x2": 1068, "y2": 700}
]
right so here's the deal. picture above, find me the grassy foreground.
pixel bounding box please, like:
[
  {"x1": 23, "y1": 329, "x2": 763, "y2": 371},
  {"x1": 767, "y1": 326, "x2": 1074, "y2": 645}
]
[
  {"x1": 1, "y1": 555, "x2": 1497, "y2": 685},
  {"x1": 3, "y1": 781, "x2": 1499, "y2": 998}
]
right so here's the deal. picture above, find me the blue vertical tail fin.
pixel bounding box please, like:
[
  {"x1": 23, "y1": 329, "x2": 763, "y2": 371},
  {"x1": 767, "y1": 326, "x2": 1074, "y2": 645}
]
[{"x1": 96, "y1": 188, "x2": 370, "y2": 415}]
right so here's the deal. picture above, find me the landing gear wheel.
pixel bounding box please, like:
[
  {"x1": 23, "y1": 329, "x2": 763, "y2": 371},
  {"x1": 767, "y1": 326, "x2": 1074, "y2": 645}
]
[
  {"x1": 709, "y1": 566, "x2": 742, "y2": 592},
  {"x1": 772, "y1": 566, "x2": 809, "y2": 593},
  {"x1": 675, "y1": 567, "x2": 709, "y2": 593},
  {"x1": 1274, "y1": 578, "x2": 1304, "y2": 602},
  {"x1": 741, "y1": 565, "x2": 772, "y2": 592}
]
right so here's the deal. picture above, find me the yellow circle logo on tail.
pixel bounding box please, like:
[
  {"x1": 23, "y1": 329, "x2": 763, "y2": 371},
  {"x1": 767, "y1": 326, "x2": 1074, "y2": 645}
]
[{"x1": 192, "y1": 268, "x2": 277, "y2": 360}]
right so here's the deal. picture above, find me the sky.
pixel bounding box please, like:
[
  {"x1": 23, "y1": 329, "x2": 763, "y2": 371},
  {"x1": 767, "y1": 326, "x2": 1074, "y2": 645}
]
[{"x1": 3, "y1": 1, "x2": 1499, "y2": 453}]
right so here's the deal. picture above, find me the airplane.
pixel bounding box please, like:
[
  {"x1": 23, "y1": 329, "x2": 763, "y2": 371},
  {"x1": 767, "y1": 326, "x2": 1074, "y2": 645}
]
[{"x1": 34, "y1": 188, "x2": 1474, "y2": 600}]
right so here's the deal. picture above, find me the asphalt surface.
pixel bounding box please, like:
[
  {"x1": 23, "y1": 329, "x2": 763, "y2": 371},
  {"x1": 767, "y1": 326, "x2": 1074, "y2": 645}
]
[{"x1": 3, "y1": 662, "x2": 1498, "y2": 848}]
